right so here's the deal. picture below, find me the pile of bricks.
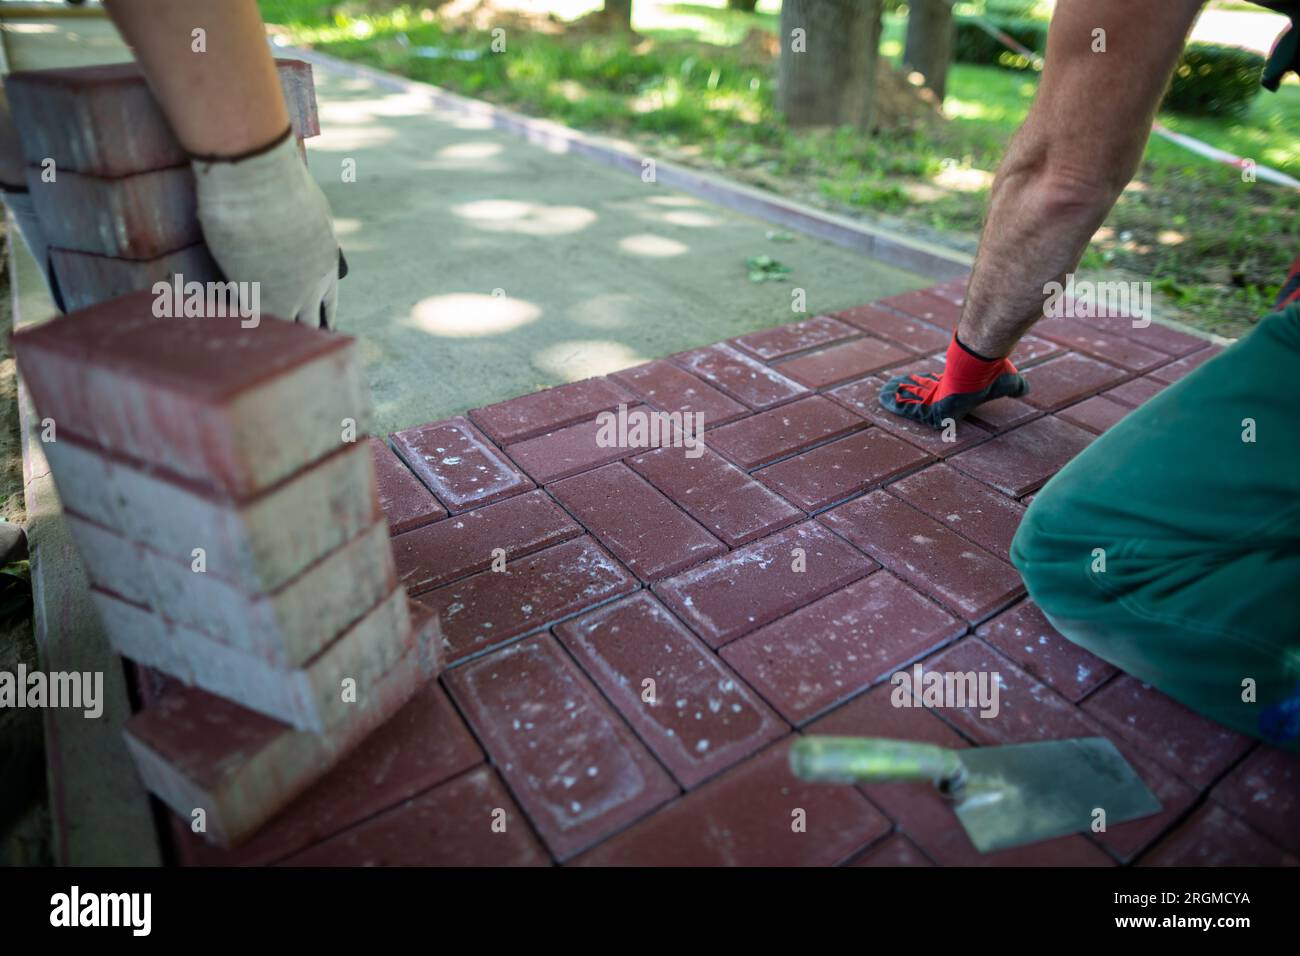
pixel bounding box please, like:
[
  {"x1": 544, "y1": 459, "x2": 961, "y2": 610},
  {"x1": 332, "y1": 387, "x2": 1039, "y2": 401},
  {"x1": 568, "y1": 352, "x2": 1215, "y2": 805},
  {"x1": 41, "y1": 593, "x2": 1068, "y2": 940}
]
[
  {"x1": 4, "y1": 59, "x2": 320, "y2": 312},
  {"x1": 12, "y1": 293, "x2": 441, "y2": 847}
]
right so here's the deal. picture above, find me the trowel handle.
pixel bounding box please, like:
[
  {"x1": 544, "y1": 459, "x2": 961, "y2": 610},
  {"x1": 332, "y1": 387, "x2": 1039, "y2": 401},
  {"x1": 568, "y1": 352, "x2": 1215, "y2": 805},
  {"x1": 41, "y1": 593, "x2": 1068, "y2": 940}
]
[{"x1": 790, "y1": 736, "x2": 965, "y2": 787}]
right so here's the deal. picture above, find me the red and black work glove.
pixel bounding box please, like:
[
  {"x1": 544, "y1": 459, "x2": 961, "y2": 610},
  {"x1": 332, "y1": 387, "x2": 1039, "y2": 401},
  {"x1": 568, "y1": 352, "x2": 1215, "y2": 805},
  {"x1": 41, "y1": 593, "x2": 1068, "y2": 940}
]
[{"x1": 879, "y1": 333, "x2": 1028, "y2": 429}]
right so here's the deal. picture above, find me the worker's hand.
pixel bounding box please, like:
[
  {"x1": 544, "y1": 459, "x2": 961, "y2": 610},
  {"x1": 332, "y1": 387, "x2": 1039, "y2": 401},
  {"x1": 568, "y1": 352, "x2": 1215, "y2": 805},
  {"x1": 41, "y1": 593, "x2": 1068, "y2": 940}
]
[
  {"x1": 879, "y1": 334, "x2": 1027, "y2": 429},
  {"x1": 191, "y1": 129, "x2": 340, "y2": 329}
]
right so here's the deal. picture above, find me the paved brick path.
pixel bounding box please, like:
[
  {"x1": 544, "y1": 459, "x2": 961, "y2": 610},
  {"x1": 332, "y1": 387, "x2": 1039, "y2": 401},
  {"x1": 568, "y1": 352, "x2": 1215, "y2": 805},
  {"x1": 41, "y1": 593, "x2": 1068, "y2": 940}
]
[{"x1": 171, "y1": 280, "x2": 1298, "y2": 867}]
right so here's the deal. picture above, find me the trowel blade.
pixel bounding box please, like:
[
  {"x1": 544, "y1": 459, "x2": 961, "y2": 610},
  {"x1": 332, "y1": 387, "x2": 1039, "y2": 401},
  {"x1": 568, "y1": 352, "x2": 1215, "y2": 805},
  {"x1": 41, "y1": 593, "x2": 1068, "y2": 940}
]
[{"x1": 952, "y1": 737, "x2": 1161, "y2": 853}]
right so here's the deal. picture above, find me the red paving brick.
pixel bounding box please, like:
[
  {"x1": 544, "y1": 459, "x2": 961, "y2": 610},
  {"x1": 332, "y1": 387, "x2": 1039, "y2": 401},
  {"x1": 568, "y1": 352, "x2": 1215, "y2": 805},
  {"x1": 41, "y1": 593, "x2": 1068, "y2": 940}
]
[
  {"x1": 283, "y1": 766, "x2": 552, "y2": 866},
  {"x1": 1104, "y1": 375, "x2": 1168, "y2": 408},
  {"x1": 1081, "y1": 676, "x2": 1255, "y2": 789},
  {"x1": 1069, "y1": 309, "x2": 1210, "y2": 357},
  {"x1": 731, "y1": 314, "x2": 859, "y2": 360},
  {"x1": 721, "y1": 572, "x2": 963, "y2": 725},
  {"x1": 444, "y1": 633, "x2": 679, "y2": 861},
  {"x1": 965, "y1": 396, "x2": 1042, "y2": 434},
  {"x1": 392, "y1": 489, "x2": 580, "y2": 595},
  {"x1": 1032, "y1": 317, "x2": 1170, "y2": 372},
  {"x1": 468, "y1": 377, "x2": 632, "y2": 445},
  {"x1": 949, "y1": 415, "x2": 1095, "y2": 498},
  {"x1": 1057, "y1": 395, "x2": 1130, "y2": 435},
  {"x1": 1020, "y1": 352, "x2": 1129, "y2": 410},
  {"x1": 832, "y1": 304, "x2": 949, "y2": 354},
  {"x1": 755, "y1": 427, "x2": 931, "y2": 513},
  {"x1": 706, "y1": 395, "x2": 866, "y2": 470},
  {"x1": 555, "y1": 592, "x2": 786, "y2": 788},
  {"x1": 974, "y1": 600, "x2": 1116, "y2": 702},
  {"x1": 887, "y1": 463, "x2": 1027, "y2": 562},
  {"x1": 608, "y1": 360, "x2": 748, "y2": 427},
  {"x1": 391, "y1": 415, "x2": 533, "y2": 513},
  {"x1": 1008, "y1": 334, "x2": 1065, "y2": 368},
  {"x1": 1148, "y1": 344, "x2": 1224, "y2": 384},
  {"x1": 175, "y1": 682, "x2": 482, "y2": 866},
  {"x1": 829, "y1": 376, "x2": 994, "y2": 458},
  {"x1": 926, "y1": 277, "x2": 968, "y2": 308},
  {"x1": 821, "y1": 490, "x2": 1023, "y2": 623},
  {"x1": 629, "y1": 446, "x2": 801, "y2": 547},
  {"x1": 655, "y1": 521, "x2": 875, "y2": 648},
  {"x1": 1140, "y1": 803, "x2": 1297, "y2": 866},
  {"x1": 848, "y1": 833, "x2": 934, "y2": 866},
  {"x1": 367, "y1": 438, "x2": 445, "y2": 534},
  {"x1": 416, "y1": 536, "x2": 637, "y2": 665},
  {"x1": 672, "y1": 342, "x2": 810, "y2": 410},
  {"x1": 876, "y1": 290, "x2": 963, "y2": 329},
  {"x1": 920, "y1": 640, "x2": 1199, "y2": 862},
  {"x1": 549, "y1": 463, "x2": 725, "y2": 582},
  {"x1": 573, "y1": 739, "x2": 890, "y2": 866},
  {"x1": 504, "y1": 412, "x2": 643, "y2": 484},
  {"x1": 1211, "y1": 748, "x2": 1300, "y2": 854},
  {"x1": 774, "y1": 336, "x2": 911, "y2": 388},
  {"x1": 806, "y1": 686, "x2": 1114, "y2": 866}
]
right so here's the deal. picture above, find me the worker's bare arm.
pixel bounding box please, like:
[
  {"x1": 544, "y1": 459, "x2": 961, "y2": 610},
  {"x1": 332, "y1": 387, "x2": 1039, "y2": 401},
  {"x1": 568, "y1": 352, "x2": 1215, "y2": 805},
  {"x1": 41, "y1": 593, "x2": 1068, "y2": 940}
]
[
  {"x1": 958, "y1": 0, "x2": 1204, "y2": 357},
  {"x1": 103, "y1": 0, "x2": 289, "y2": 159}
]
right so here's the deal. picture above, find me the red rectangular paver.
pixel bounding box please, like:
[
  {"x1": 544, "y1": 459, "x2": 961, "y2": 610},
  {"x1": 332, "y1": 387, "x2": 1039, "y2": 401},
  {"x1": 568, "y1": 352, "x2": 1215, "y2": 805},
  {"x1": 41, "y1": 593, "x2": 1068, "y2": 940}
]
[
  {"x1": 392, "y1": 489, "x2": 581, "y2": 595},
  {"x1": 948, "y1": 415, "x2": 1095, "y2": 497},
  {"x1": 281, "y1": 767, "x2": 551, "y2": 867},
  {"x1": 174, "y1": 682, "x2": 482, "y2": 866},
  {"x1": 965, "y1": 396, "x2": 1042, "y2": 434},
  {"x1": 1081, "y1": 675, "x2": 1255, "y2": 789},
  {"x1": 49, "y1": 243, "x2": 224, "y2": 313},
  {"x1": 876, "y1": 290, "x2": 963, "y2": 329},
  {"x1": 549, "y1": 463, "x2": 726, "y2": 582},
  {"x1": 608, "y1": 360, "x2": 748, "y2": 428},
  {"x1": 391, "y1": 416, "x2": 534, "y2": 513},
  {"x1": 1104, "y1": 376, "x2": 1168, "y2": 408},
  {"x1": 886, "y1": 463, "x2": 1027, "y2": 562},
  {"x1": 755, "y1": 427, "x2": 931, "y2": 513},
  {"x1": 555, "y1": 592, "x2": 787, "y2": 788},
  {"x1": 974, "y1": 599, "x2": 1116, "y2": 702},
  {"x1": 1057, "y1": 395, "x2": 1130, "y2": 434},
  {"x1": 573, "y1": 739, "x2": 889, "y2": 866},
  {"x1": 849, "y1": 833, "x2": 934, "y2": 866},
  {"x1": 774, "y1": 336, "x2": 912, "y2": 389},
  {"x1": 1032, "y1": 317, "x2": 1170, "y2": 372},
  {"x1": 920, "y1": 639, "x2": 1197, "y2": 862},
  {"x1": 806, "y1": 685, "x2": 1114, "y2": 866},
  {"x1": 1148, "y1": 344, "x2": 1223, "y2": 384},
  {"x1": 416, "y1": 535, "x2": 637, "y2": 665},
  {"x1": 654, "y1": 521, "x2": 875, "y2": 648},
  {"x1": 706, "y1": 395, "x2": 867, "y2": 470},
  {"x1": 1020, "y1": 352, "x2": 1129, "y2": 410},
  {"x1": 671, "y1": 342, "x2": 810, "y2": 410},
  {"x1": 12, "y1": 291, "x2": 368, "y2": 498},
  {"x1": 468, "y1": 377, "x2": 632, "y2": 445},
  {"x1": 504, "y1": 412, "x2": 644, "y2": 484},
  {"x1": 721, "y1": 572, "x2": 963, "y2": 725},
  {"x1": 832, "y1": 304, "x2": 949, "y2": 354},
  {"x1": 1008, "y1": 334, "x2": 1065, "y2": 368},
  {"x1": 368, "y1": 438, "x2": 445, "y2": 534},
  {"x1": 828, "y1": 376, "x2": 993, "y2": 458},
  {"x1": 731, "y1": 314, "x2": 859, "y2": 360},
  {"x1": 628, "y1": 446, "x2": 802, "y2": 547},
  {"x1": 820, "y1": 491, "x2": 1023, "y2": 623},
  {"x1": 1140, "y1": 803, "x2": 1297, "y2": 866},
  {"x1": 1211, "y1": 748, "x2": 1300, "y2": 854},
  {"x1": 6, "y1": 59, "x2": 319, "y2": 177},
  {"x1": 926, "y1": 277, "x2": 968, "y2": 308},
  {"x1": 444, "y1": 633, "x2": 679, "y2": 861}
]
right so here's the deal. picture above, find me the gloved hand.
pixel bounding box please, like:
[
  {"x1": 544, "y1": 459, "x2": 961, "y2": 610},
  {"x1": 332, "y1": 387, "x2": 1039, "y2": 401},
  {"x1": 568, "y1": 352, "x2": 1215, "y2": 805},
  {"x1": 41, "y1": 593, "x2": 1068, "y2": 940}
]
[
  {"x1": 879, "y1": 333, "x2": 1028, "y2": 429},
  {"x1": 191, "y1": 129, "x2": 341, "y2": 328}
]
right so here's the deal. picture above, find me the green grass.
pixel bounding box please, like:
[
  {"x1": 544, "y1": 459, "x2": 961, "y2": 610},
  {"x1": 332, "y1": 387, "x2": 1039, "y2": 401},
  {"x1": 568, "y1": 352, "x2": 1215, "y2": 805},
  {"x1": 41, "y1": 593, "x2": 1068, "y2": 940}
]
[{"x1": 261, "y1": 0, "x2": 1299, "y2": 337}]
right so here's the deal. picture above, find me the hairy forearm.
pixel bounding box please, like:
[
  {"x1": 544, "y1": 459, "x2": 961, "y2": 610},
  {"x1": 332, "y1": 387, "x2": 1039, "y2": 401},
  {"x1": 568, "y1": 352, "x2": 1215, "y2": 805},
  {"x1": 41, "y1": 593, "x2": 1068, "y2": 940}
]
[{"x1": 104, "y1": 0, "x2": 288, "y2": 158}]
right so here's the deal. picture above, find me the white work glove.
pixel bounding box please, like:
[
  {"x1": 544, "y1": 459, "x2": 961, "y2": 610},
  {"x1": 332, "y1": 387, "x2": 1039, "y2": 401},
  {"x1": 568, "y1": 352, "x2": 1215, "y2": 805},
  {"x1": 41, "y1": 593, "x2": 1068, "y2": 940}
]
[{"x1": 192, "y1": 130, "x2": 341, "y2": 328}]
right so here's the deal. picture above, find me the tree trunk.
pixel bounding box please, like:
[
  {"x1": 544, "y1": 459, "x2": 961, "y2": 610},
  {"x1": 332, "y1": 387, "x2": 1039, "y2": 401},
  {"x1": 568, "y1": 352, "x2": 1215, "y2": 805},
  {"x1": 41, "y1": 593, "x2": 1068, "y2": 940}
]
[
  {"x1": 903, "y1": 0, "x2": 954, "y2": 102},
  {"x1": 778, "y1": 0, "x2": 883, "y2": 131},
  {"x1": 603, "y1": 0, "x2": 633, "y2": 30}
]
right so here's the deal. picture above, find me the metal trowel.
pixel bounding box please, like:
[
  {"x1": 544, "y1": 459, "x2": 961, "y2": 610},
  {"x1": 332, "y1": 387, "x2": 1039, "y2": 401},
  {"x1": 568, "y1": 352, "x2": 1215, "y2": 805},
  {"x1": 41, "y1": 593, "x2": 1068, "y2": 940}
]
[{"x1": 790, "y1": 736, "x2": 1161, "y2": 853}]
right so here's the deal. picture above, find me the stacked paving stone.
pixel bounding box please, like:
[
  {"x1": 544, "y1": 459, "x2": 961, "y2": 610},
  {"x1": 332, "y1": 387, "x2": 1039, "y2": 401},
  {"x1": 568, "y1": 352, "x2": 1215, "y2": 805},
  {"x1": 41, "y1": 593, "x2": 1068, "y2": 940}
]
[
  {"x1": 12, "y1": 292, "x2": 443, "y2": 847},
  {"x1": 3, "y1": 59, "x2": 320, "y2": 312}
]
